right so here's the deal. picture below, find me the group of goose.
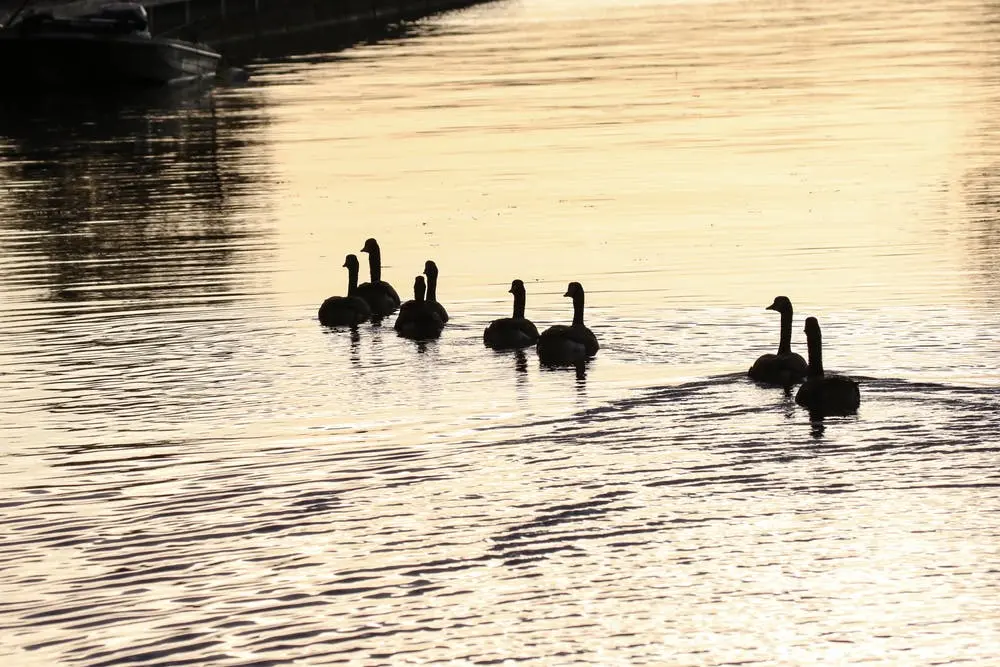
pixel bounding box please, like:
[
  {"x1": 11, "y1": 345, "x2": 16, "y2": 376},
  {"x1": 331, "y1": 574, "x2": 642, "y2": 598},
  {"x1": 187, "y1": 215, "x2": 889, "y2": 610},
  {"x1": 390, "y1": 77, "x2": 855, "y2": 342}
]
[{"x1": 319, "y1": 238, "x2": 861, "y2": 417}]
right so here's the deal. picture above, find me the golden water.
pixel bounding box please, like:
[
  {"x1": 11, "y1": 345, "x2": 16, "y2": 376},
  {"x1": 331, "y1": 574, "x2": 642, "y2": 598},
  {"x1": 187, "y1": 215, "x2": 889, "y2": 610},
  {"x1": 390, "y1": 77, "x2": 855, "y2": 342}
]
[{"x1": 1, "y1": 0, "x2": 998, "y2": 664}]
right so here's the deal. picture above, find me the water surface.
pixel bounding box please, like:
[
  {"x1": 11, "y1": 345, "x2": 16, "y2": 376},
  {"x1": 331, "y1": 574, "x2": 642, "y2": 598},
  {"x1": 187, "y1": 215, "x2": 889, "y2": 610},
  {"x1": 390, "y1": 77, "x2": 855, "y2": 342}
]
[{"x1": 1, "y1": 0, "x2": 999, "y2": 664}]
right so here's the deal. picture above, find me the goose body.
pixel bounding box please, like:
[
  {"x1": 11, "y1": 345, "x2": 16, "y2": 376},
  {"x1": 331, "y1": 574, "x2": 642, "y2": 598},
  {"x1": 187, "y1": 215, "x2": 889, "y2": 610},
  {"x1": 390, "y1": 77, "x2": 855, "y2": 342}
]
[
  {"x1": 536, "y1": 282, "x2": 599, "y2": 365},
  {"x1": 357, "y1": 238, "x2": 401, "y2": 316},
  {"x1": 423, "y1": 260, "x2": 450, "y2": 324},
  {"x1": 318, "y1": 254, "x2": 371, "y2": 327},
  {"x1": 794, "y1": 316, "x2": 861, "y2": 415},
  {"x1": 394, "y1": 276, "x2": 445, "y2": 340},
  {"x1": 484, "y1": 279, "x2": 539, "y2": 350},
  {"x1": 748, "y1": 296, "x2": 808, "y2": 386}
]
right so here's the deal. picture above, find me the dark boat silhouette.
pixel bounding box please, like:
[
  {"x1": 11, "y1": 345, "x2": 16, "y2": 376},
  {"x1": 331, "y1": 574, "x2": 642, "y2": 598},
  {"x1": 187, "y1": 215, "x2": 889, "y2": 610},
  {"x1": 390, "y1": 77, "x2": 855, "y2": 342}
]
[{"x1": 0, "y1": 2, "x2": 220, "y2": 87}]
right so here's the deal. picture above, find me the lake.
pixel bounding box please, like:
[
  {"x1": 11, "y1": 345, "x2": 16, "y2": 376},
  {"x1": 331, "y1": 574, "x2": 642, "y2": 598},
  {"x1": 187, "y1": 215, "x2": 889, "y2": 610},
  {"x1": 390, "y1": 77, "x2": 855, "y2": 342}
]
[{"x1": 1, "y1": 0, "x2": 998, "y2": 664}]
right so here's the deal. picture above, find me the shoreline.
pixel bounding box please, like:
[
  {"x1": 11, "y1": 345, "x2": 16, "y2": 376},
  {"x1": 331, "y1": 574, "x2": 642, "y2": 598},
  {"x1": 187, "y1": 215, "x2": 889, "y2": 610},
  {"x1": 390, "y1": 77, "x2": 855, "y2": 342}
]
[{"x1": 1, "y1": 0, "x2": 494, "y2": 61}]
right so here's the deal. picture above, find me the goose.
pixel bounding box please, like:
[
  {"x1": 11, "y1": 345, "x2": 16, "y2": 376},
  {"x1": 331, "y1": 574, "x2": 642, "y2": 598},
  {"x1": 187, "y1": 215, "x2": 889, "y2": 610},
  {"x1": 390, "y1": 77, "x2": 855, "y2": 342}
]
[
  {"x1": 423, "y1": 260, "x2": 450, "y2": 323},
  {"x1": 394, "y1": 276, "x2": 445, "y2": 340},
  {"x1": 318, "y1": 254, "x2": 371, "y2": 327},
  {"x1": 484, "y1": 279, "x2": 539, "y2": 350},
  {"x1": 357, "y1": 238, "x2": 401, "y2": 316},
  {"x1": 748, "y1": 296, "x2": 809, "y2": 386},
  {"x1": 536, "y1": 282, "x2": 599, "y2": 365},
  {"x1": 794, "y1": 316, "x2": 861, "y2": 415}
]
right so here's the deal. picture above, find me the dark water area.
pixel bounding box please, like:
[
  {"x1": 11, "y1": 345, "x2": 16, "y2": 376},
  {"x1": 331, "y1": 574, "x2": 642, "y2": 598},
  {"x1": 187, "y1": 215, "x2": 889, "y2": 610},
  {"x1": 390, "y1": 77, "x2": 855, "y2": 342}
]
[
  {"x1": 0, "y1": 84, "x2": 272, "y2": 301},
  {"x1": 1, "y1": 0, "x2": 999, "y2": 664}
]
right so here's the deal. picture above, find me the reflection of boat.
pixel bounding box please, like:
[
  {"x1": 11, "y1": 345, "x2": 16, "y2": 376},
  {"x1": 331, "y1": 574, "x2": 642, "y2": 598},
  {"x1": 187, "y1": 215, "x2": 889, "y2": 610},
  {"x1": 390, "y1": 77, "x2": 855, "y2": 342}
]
[{"x1": 0, "y1": 2, "x2": 221, "y2": 87}]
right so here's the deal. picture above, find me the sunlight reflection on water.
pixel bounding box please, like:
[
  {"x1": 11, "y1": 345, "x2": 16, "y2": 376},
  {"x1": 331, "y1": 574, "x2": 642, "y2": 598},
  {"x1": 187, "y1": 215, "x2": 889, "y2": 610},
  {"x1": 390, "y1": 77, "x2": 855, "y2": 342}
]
[{"x1": 1, "y1": 0, "x2": 999, "y2": 664}]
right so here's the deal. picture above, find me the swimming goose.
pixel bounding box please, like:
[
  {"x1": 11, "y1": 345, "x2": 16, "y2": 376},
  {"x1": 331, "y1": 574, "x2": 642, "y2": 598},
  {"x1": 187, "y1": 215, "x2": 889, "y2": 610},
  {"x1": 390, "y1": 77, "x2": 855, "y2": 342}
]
[
  {"x1": 423, "y1": 260, "x2": 450, "y2": 323},
  {"x1": 484, "y1": 279, "x2": 540, "y2": 350},
  {"x1": 536, "y1": 282, "x2": 599, "y2": 365},
  {"x1": 794, "y1": 316, "x2": 861, "y2": 415},
  {"x1": 394, "y1": 276, "x2": 445, "y2": 340},
  {"x1": 357, "y1": 238, "x2": 401, "y2": 316},
  {"x1": 748, "y1": 296, "x2": 809, "y2": 386},
  {"x1": 318, "y1": 254, "x2": 372, "y2": 327}
]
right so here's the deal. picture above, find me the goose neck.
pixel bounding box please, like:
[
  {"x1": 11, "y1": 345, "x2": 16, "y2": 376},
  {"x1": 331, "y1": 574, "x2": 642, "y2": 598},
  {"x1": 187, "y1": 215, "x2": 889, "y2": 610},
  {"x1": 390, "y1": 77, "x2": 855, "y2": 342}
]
[
  {"x1": 806, "y1": 328, "x2": 825, "y2": 377},
  {"x1": 426, "y1": 272, "x2": 438, "y2": 302},
  {"x1": 778, "y1": 308, "x2": 793, "y2": 355},
  {"x1": 346, "y1": 264, "x2": 359, "y2": 295},
  {"x1": 572, "y1": 292, "x2": 585, "y2": 327},
  {"x1": 367, "y1": 248, "x2": 382, "y2": 283},
  {"x1": 512, "y1": 290, "x2": 526, "y2": 319}
]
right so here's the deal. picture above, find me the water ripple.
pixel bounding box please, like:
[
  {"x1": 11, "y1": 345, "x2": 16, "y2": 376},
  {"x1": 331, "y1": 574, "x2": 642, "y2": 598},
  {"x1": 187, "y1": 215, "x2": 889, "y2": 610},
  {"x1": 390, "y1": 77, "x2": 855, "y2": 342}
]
[{"x1": 3, "y1": 0, "x2": 1000, "y2": 663}]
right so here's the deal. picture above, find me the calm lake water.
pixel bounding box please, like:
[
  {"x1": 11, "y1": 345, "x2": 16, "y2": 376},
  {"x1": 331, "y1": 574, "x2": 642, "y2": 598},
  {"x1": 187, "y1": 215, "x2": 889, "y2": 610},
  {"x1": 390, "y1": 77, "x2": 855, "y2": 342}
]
[{"x1": 2, "y1": 0, "x2": 999, "y2": 664}]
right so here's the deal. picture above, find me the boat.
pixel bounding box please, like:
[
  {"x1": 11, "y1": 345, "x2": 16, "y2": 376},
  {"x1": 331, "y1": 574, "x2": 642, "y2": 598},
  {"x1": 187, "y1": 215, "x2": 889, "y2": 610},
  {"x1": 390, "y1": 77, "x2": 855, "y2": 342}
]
[{"x1": 0, "y1": 2, "x2": 221, "y2": 87}]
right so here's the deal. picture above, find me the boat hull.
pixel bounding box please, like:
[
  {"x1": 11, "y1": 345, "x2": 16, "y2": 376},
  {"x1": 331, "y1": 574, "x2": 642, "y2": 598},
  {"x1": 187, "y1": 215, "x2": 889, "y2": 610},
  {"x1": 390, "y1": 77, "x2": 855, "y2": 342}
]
[{"x1": 0, "y1": 32, "x2": 221, "y2": 87}]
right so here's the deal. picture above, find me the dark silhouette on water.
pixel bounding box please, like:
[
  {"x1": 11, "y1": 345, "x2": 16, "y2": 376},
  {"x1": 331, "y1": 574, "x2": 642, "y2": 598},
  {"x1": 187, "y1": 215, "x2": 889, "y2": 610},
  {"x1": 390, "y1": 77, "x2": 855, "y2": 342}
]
[
  {"x1": 357, "y1": 237, "x2": 400, "y2": 316},
  {"x1": 318, "y1": 254, "x2": 371, "y2": 327},
  {"x1": 348, "y1": 326, "x2": 362, "y2": 364},
  {"x1": 795, "y1": 316, "x2": 861, "y2": 416},
  {"x1": 394, "y1": 275, "x2": 445, "y2": 340},
  {"x1": 484, "y1": 279, "x2": 540, "y2": 350},
  {"x1": 748, "y1": 295, "x2": 808, "y2": 386},
  {"x1": 536, "y1": 282, "x2": 599, "y2": 366},
  {"x1": 423, "y1": 260, "x2": 449, "y2": 323},
  {"x1": 0, "y1": 85, "x2": 270, "y2": 308}
]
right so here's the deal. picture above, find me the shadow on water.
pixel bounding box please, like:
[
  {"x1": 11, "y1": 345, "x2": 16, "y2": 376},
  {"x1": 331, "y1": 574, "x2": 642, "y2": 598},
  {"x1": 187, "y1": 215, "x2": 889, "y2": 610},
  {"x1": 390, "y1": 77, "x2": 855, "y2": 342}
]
[
  {"x1": 959, "y1": 7, "x2": 1000, "y2": 308},
  {"x1": 962, "y1": 165, "x2": 1000, "y2": 308},
  {"x1": 538, "y1": 358, "x2": 589, "y2": 397},
  {"x1": 192, "y1": 1, "x2": 482, "y2": 64},
  {"x1": 0, "y1": 84, "x2": 274, "y2": 310}
]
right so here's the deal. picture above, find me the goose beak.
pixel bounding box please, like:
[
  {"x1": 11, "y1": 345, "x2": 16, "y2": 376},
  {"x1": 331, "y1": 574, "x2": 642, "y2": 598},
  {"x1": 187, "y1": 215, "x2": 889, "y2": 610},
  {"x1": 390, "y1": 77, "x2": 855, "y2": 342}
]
[
  {"x1": 563, "y1": 290, "x2": 572, "y2": 297},
  {"x1": 765, "y1": 303, "x2": 777, "y2": 311}
]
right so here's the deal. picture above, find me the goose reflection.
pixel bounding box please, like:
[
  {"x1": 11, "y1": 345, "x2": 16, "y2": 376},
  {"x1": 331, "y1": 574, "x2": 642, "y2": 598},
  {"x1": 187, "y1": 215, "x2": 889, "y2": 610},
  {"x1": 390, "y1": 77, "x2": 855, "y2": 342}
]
[
  {"x1": 0, "y1": 86, "x2": 271, "y2": 309},
  {"x1": 808, "y1": 411, "x2": 827, "y2": 439},
  {"x1": 349, "y1": 326, "x2": 361, "y2": 365},
  {"x1": 514, "y1": 348, "x2": 528, "y2": 375}
]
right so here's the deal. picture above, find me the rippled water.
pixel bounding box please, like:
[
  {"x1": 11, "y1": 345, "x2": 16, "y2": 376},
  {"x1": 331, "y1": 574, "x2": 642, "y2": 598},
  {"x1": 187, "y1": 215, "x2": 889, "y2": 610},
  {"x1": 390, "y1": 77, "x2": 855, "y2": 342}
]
[{"x1": 2, "y1": 0, "x2": 999, "y2": 664}]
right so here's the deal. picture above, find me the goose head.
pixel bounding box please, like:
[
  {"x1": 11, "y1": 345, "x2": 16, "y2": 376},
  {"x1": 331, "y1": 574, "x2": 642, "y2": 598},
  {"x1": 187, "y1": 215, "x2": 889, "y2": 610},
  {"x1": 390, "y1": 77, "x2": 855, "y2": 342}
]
[
  {"x1": 343, "y1": 254, "x2": 360, "y2": 270},
  {"x1": 766, "y1": 295, "x2": 793, "y2": 313},
  {"x1": 361, "y1": 238, "x2": 380, "y2": 254},
  {"x1": 564, "y1": 282, "x2": 585, "y2": 299},
  {"x1": 423, "y1": 260, "x2": 439, "y2": 279}
]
